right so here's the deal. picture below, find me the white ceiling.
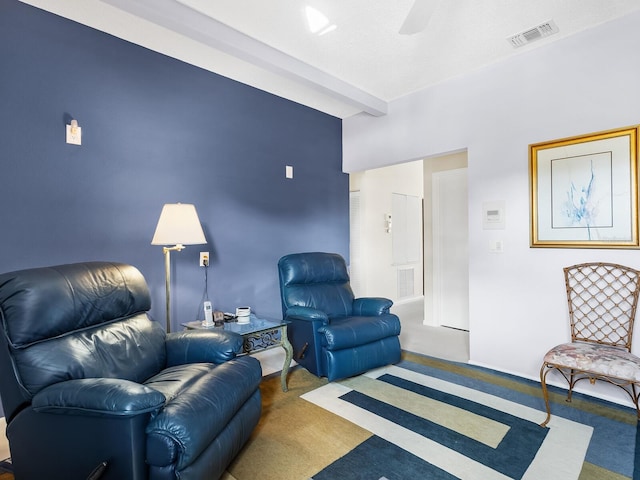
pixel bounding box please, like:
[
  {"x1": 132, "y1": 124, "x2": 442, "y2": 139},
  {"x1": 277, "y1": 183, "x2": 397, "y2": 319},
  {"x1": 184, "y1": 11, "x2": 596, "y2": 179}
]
[{"x1": 21, "y1": 0, "x2": 640, "y2": 118}]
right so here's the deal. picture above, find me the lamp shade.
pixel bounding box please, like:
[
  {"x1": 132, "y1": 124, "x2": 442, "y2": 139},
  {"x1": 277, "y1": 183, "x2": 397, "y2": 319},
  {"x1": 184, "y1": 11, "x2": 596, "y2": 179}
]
[{"x1": 151, "y1": 203, "x2": 206, "y2": 246}]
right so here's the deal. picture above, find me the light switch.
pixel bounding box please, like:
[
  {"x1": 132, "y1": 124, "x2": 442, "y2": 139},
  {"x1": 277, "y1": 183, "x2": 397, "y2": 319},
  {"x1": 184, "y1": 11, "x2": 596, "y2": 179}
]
[
  {"x1": 489, "y1": 240, "x2": 503, "y2": 253},
  {"x1": 285, "y1": 165, "x2": 293, "y2": 179}
]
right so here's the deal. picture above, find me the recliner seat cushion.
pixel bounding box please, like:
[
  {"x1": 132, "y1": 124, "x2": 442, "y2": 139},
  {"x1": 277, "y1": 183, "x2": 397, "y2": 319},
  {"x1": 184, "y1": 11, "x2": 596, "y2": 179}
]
[
  {"x1": 145, "y1": 356, "x2": 262, "y2": 469},
  {"x1": 319, "y1": 314, "x2": 401, "y2": 350}
]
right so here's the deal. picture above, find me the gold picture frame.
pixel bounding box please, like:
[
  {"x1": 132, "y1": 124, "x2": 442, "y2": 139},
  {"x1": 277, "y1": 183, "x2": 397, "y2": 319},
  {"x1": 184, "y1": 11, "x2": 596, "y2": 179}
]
[{"x1": 530, "y1": 125, "x2": 639, "y2": 248}]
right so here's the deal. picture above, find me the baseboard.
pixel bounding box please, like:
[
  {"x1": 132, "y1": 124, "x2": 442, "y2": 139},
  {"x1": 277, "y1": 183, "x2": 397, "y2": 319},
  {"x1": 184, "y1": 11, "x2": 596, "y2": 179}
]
[{"x1": 468, "y1": 360, "x2": 635, "y2": 409}]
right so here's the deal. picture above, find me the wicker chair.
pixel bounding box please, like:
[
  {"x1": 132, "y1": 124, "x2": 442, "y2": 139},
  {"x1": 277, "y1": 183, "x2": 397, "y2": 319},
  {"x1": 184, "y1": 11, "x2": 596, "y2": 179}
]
[{"x1": 540, "y1": 262, "x2": 640, "y2": 427}]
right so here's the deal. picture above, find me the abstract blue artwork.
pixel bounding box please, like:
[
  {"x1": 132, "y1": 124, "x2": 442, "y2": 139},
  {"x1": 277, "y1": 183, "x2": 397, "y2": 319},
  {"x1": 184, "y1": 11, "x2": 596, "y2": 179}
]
[{"x1": 551, "y1": 152, "x2": 613, "y2": 240}]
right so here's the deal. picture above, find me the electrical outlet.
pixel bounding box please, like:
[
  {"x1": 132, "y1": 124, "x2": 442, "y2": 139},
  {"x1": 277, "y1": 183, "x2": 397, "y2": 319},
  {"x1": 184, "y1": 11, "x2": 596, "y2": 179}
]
[{"x1": 199, "y1": 252, "x2": 209, "y2": 267}]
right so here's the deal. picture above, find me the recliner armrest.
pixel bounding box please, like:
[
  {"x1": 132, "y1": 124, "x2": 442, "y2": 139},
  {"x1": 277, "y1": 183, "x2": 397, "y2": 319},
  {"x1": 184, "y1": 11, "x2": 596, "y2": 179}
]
[
  {"x1": 352, "y1": 297, "x2": 393, "y2": 316},
  {"x1": 165, "y1": 330, "x2": 243, "y2": 367},
  {"x1": 32, "y1": 378, "x2": 165, "y2": 417},
  {"x1": 285, "y1": 306, "x2": 329, "y2": 323}
]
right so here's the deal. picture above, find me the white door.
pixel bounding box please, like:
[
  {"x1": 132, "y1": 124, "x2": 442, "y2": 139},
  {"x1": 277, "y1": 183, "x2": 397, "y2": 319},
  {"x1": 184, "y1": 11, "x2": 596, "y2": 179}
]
[{"x1": 432, "y1": 168, "x2": 469, "y2": 330}]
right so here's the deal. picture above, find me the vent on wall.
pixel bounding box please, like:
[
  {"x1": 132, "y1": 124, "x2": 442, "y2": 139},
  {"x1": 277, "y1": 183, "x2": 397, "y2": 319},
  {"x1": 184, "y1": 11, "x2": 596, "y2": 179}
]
[
  {"x1": 397, "y1": 267, "x2": 415, "y2": 299},
  {"x1": 507, "y1": 20, "x2": 559, "y2": 48}
]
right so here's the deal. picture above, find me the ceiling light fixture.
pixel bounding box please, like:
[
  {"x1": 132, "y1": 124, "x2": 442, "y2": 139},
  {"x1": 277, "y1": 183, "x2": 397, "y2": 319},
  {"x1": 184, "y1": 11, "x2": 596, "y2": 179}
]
[
  {"x1": 305, "y1": 6, "x2": 336, "y2": 35},
  {"x1": 399, "y1": 0, "x2": 441, "y2": 35}
]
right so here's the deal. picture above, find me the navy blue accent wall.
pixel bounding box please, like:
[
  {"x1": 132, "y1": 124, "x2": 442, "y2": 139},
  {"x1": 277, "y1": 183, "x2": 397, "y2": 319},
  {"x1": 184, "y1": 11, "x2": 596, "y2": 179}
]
[{"x1": 0, "y1": 3, "x2": 348, "y2": 328}]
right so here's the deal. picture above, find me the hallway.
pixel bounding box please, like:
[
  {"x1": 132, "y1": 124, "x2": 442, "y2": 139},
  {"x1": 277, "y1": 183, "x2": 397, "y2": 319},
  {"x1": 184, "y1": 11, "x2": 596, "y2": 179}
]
[{"x1": 393, "y1": 297, "x2": 469, "y2": 363}]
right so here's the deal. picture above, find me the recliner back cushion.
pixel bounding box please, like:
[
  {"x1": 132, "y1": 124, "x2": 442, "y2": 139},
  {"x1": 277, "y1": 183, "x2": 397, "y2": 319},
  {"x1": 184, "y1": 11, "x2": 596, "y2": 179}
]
[
  {"x1": 278, "y1": 253, "x2": 354, "y2": 318},
  {"x1": 0, "y1": 262, "x2": 165, "y2": 396},
  {"x1": 0, "y1": 262, "x2": 151, "y2": 348},
  {"x1": 13, "y1": 314, "x2": 166, "y2": 395}
]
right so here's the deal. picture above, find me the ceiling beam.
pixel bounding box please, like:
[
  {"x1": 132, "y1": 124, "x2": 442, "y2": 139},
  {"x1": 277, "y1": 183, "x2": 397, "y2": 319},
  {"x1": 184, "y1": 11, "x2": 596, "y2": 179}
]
[{"x1": 100, "y1": 0, "x2": 388, "y2": 116}]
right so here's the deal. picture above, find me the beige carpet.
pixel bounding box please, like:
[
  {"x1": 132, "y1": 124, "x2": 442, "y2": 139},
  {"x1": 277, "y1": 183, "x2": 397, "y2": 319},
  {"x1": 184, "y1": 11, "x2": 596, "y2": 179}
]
[{"x1": 224, "y1": 367, "x2": 372, "y2": 480}]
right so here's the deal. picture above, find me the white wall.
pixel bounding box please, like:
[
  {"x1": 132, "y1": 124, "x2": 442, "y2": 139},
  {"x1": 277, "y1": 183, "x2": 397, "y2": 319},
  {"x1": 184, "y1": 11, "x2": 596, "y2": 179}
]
[
  {"x1": 350, "y1": 161, "x2": 424, "y2": 302},
  {"x1": 343, "y1": 12, "x2": 640, "y2": 405}
]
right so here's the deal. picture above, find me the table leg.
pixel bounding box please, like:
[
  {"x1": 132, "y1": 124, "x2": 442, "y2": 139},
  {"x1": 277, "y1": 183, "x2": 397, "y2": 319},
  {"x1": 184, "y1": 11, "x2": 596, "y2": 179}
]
[{"x1": 280, "y1": 325, "x2": 293, "y2": 392}]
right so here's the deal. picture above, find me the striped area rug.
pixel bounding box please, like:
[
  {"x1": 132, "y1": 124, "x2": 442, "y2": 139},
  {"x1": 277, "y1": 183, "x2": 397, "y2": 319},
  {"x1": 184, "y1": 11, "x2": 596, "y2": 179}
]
[{"x1": 304, "y1": 357, "x2": 637, "y2": 480}]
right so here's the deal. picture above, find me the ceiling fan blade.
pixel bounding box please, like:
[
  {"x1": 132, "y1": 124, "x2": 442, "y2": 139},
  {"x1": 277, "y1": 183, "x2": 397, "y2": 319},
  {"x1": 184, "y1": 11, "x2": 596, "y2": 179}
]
[{"x1": 399, "y1": 0, "x2": 440, "y2": 35}]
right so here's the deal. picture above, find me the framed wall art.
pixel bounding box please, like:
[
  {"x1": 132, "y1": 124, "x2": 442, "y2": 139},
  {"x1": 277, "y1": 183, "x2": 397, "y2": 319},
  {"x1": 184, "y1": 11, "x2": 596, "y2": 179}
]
[{"x1": 530, "y1": 125, "x2": 639, "y2": 248}]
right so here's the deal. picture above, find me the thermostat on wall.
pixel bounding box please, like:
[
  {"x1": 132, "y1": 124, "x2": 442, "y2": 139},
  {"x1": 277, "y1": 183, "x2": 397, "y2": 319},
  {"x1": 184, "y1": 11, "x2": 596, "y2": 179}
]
[{"x1": 483, "y1": 201, "x2": 505, "y2": 230}]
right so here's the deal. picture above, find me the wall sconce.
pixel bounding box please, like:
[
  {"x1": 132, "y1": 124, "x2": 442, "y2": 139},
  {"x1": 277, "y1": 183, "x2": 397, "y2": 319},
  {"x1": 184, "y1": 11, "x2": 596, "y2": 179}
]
[
  {"x1": 66, "y1": 119, "x2": 82, "y2": 145},
  {"x1": 384, "y1": 213, "x2": 392, "y2": 233}
]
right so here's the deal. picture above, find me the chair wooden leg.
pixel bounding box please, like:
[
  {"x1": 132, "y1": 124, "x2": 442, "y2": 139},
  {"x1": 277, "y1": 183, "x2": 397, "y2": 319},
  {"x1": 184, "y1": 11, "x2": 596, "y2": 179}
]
[
  {"x1": 539, "y1": 364, "x2": 552, "y2": 427},
  {"x1": 566, "y1": 369, "x2": 575, "y2": 403},
  {"x1": 632, "y1": 383, "x2": 640, "y2": 419}
]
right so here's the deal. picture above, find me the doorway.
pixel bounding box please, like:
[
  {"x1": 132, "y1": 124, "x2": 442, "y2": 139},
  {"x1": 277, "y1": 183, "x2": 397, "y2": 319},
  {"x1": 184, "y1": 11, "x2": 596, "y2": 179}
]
[{"x1": 349, "y1": 151, "x2": 469, "y2": 360}]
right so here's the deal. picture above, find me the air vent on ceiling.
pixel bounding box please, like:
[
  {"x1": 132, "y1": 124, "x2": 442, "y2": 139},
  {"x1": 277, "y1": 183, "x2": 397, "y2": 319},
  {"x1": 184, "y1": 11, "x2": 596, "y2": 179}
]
[{"x1": 507, "y1": 20, "x2": 559, "y2": 48}]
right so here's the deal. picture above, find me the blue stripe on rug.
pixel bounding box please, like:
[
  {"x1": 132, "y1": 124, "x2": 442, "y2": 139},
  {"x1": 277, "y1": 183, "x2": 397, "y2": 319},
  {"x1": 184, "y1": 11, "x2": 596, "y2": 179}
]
[
  {"x1": 636, "y1": 422, "x2": 640, "y2": 480},
  {"x1": 398, "y1": 359, "x2": 637, "y2": 477},
  {"x1": 312, "y1": 435, "x2": 459, "y2": 480},
  {"x1": 340, "y1": 374, "x2": 548, "y2": 479}
]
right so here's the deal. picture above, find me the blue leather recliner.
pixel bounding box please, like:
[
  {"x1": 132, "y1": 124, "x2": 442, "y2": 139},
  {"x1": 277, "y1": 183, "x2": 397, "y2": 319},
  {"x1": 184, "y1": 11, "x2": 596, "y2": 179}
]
[
  {"x1": 0, "y1": 262, "x2": 262, "y2": 480},
  {"x1": 278, "y1": 252, "x2": 401, "y2": 382}
]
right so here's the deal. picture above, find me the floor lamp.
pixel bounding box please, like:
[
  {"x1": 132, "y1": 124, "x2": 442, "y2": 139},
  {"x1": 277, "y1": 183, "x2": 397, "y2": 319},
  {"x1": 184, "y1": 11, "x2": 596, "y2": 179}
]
[{"x1": 151, "y1": 203, "x2": 206, "y2": 332}]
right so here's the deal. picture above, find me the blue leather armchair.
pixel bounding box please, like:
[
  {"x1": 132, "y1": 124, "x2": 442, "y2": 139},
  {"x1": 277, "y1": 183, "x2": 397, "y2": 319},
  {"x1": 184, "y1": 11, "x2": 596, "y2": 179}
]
[
  {"x1": 0, "y1": 262, "x2": 262, "y2": 480},
  {"x1": 278, "y1": 252, "x2": 401, "y2": 381}
]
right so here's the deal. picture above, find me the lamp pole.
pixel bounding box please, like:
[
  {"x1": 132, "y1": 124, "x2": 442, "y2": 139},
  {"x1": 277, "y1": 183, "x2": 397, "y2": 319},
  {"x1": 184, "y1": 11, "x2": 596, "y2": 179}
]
[{"x1": 163, "y1": 244, "x2": 184, "y2": 333}]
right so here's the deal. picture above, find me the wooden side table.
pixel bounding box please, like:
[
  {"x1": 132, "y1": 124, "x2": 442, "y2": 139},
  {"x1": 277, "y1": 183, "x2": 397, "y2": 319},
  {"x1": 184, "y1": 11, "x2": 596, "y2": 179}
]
[{"x1": 182, "y1": 315, "x2": 293, "y2": 392}]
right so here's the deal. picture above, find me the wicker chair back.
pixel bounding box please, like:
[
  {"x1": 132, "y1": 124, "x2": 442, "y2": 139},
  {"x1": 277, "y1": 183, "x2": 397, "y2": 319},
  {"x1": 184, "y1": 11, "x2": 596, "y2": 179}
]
[{"x1": 565, "y1": 262, "x2": 640, "y2": 350}]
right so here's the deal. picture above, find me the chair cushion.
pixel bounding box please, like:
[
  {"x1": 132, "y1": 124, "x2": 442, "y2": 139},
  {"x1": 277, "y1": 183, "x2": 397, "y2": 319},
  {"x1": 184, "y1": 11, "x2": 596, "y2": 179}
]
[
  {"x1": 0, "y1": 262, "x2": 150, "y2": 348},
  {"x1": 145, "y1": 356, "x2": 262, "y2": 470},
  {"x1": 284, "y1": 284, "x2": 355, "y2": 318},
  {"x1": 319, "y1": 314, "x2": 401, "y2": 350},
  {"x1": 12, "y1": 314, "x2": 166, "y2": 396},
  {"x1": 279, "y1": 252, "x2": 350, "y2": 285},
  {"x1": 544, "y1": 341, "x2": 640, "y2": 382},
  {"x1": 325, "y1": 335, "x2": 401, "y2": 382},
  {"x1": 278, "y1": 252, "x2": 355, "y2": 318}
]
